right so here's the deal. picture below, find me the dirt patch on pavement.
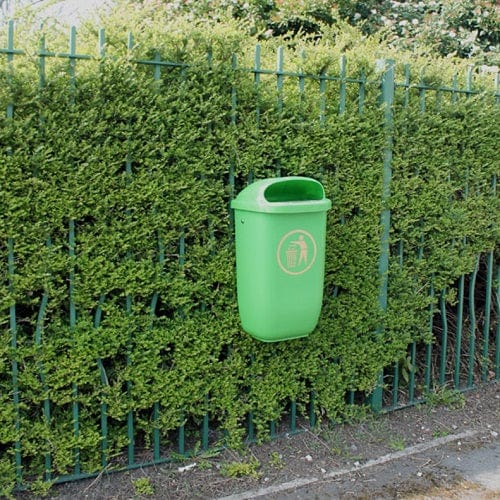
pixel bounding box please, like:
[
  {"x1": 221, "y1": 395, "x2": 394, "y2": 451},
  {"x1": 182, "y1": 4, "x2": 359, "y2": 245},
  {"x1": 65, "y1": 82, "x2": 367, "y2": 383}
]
[{"x1": 30, "y1": 381, "x2": 499, "y2": 499}]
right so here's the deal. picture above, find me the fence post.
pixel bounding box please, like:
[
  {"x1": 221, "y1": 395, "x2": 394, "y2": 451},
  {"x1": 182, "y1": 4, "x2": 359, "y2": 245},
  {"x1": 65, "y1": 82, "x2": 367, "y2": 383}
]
[{"x1": 371, "y1": 59, "x2": 395, "y2": 412}]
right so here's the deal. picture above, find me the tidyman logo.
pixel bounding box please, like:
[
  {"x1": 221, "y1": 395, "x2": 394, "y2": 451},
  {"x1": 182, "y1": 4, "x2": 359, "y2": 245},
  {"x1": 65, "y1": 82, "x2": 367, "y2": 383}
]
[{"x1": 276, "y1": 229, "x2": 317, "y2": 275}]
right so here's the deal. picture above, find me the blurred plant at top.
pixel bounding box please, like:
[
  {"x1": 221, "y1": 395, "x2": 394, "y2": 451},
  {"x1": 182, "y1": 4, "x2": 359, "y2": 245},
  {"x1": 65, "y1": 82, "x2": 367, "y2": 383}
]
[{"x1": 130, "y1": 0, "x2": 498, "y2": 63}]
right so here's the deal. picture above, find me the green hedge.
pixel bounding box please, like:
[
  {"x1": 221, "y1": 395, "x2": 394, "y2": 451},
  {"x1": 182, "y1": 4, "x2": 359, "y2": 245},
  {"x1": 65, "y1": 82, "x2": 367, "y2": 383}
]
[{"x1": 0, "y1": 26, "x2": 498, "y2": 492}]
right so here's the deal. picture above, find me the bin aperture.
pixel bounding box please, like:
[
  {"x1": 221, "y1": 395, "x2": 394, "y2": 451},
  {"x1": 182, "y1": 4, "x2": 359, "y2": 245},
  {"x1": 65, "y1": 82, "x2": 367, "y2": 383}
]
[
  {"x1": 264, "y1": 178, "x2": 324, "y2": 202},
  {"x1": 231, "y1": 176, "x2": 331, "y2": 342}
]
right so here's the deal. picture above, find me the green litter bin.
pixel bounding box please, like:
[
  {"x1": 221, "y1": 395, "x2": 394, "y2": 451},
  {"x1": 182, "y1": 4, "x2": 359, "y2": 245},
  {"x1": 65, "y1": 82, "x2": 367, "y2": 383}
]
[{"x1": 231, "y1": 176, "x2": 331, "y2": 342}]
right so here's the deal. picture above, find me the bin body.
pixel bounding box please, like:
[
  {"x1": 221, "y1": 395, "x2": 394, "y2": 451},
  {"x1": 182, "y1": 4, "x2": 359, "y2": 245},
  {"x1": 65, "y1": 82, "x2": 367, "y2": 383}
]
[{"x1": 231, "y1": 177, "x2": 331, "y2": 342}]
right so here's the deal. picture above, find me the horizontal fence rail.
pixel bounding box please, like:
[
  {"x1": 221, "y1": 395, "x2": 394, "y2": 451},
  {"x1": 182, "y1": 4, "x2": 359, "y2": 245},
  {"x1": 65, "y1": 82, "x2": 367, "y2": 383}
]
[{"x1": 0, "y1": 22, "x2": 499, "y2": 492}]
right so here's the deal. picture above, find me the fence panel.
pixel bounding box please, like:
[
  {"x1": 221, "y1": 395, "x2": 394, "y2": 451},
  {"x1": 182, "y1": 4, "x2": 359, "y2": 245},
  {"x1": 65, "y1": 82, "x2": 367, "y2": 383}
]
[{"x1": 0, "y1": 22, "x2": 498, "y2": 491}]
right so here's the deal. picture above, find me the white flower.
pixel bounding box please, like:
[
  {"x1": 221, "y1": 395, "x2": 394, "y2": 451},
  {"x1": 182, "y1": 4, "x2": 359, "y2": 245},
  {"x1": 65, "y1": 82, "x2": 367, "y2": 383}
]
[
  {"x1": 354, "y1": 12, "x2": 361, "y2": 20},
  {"x1": 412, "y1": 18, "x2": 419, "y2": 25}
]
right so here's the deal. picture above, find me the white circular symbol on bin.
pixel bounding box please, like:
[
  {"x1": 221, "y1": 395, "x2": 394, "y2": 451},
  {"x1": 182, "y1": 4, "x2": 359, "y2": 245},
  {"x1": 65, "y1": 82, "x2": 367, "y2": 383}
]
[{"x1": 277, "y1": 229, "x2": 317, "y2": 275}]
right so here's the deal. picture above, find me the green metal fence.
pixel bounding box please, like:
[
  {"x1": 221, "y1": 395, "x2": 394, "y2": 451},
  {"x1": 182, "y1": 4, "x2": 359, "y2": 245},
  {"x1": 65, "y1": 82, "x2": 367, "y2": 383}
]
[{"x1": 1, "y1": 21, "x2": 499, "y2": 490}]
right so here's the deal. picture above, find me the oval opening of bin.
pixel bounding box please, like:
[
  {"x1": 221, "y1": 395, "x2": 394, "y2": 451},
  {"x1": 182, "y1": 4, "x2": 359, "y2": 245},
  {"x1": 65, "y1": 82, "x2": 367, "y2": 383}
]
[{"x1": 231, "y1": 176, "x2": 331, "y2": 342}]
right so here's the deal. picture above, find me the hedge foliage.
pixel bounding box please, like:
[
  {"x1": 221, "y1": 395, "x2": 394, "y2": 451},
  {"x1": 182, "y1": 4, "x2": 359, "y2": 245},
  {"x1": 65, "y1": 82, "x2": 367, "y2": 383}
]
[{"x1": 0, "y1": 19, "x2": 498, "y2": 492}]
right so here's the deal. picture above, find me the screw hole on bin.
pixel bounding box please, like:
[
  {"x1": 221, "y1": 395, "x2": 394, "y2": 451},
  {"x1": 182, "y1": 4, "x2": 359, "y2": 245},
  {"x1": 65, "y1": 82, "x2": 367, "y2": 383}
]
[{"x1": 241, "y1": 219, "x2": 245, "y2": 224}]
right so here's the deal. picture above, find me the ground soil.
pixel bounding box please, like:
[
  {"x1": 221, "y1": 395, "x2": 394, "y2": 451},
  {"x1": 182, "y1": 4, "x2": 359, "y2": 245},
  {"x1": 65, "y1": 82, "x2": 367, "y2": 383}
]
[{"x1": 28, "y1": 381, "x2": 499, "y2": 499}]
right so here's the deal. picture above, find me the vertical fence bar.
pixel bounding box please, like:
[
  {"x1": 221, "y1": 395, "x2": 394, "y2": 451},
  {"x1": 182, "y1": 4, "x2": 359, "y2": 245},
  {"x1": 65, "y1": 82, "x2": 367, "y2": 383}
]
[
  {"x1": 392, "y1": 363, "x2": 399, "y2": 407},
  {"x1": 35, "y1": 290, "x2": 51, "y2": 479},
  {"x1": 467, "y1": 256, "x2": 480, "y2": 388},
  {"x1": 495, "y1": 71, "x2": 499, "y2": 105},
  {"x1": 495, "y1": 264, "x2": 500, "y2": 380},
  {"x1": 5, "y1": 20, "x2": 22, "y2": 487},
  {"x1": 452, "y1": 73, "x2": 458, "y2": 103},
  {"x1": 94, "y1": 31, "x2": 110, "y2": 469},
  {"x1": 482, "y1": 175, "x2": 496, "y2": 381},
  {"x1": 338, "y1": 55, "x2": 346, "y2": 115},
  {"x1": 228, "y1": 52, "x2": 237, "y2": 227},
  {"x1": 69, "y1": 218, "x2": 80, "y2": 474},
  {"x1": 408, "y1": 342, "x2": 416, "y2": 404},
  {"x1": 36, "y1": 30, "x2": 53, "y2": 480},
  {"x1": 93, "y1": 295, "x2": 108, "y2": 468},
  {"x1": 247, "y1": 410, "x2": 255, "y2": 443},
  {"x1": 308, "y1": 392, "x2": 316, "y2": 428},
  {"x1": 358, "y1": 69, "x2": 366, "y2": 114},
  {"x1": 123, "y1": 32, "x2": 136, "y2": 468},
  {"x1": 372, "y1": 59, "x2": 395, "y2": 412},
  {"x1": 8, "y1": 237, "x2": 22, "y2": 486},
  {"x1": 392, "y1": 230, "x2": 405, "y2": 408},
  {"x1": 424, "y1": 282, "x2": 434, "y2": 392},
  {"x1": 126, "y1": 290, "x2": 134, "y2": 466},
  {"x1": 319, "y1": 71, "x2": 326, "y2": 125},
  {"x1": 66, "y1": 25, "x2": 82, "y2": 476},
  {"x1": 123, "y1": 184, "x2": 135, "y2": 464},
  {"x1": 276, "y1": 46, "x2": 284, "y2": 114},
  {"x1": 482, "y1": 251, "x2": 493, "y2": 382},
  {"x1": 177, "y1": 230, "x2": 186, "y2": 454},
  {"x1": 439, "y1": 289, "x2": 448, "y2": 386},
  {"x1": 465, "y1": 65, "x2": 473, "y2": 99},
  {"x1": 202, "y1": 395, "x2": 209, "y2": 451},
  {"x1": 275, "y1": 46, "x2": 284, "y2": 177},
  {"x1": 403, "y1": 64, "x2": 410, "y2": 108},
  {"x1": 270, "y1": 420, "x2": 276, "y2": 439},
  {"x1": 178, "y1": 414, "x2": 185, "y2": 455},
  {"x1": 289, "y1": 400, "x2": 297, "y2": 433},
  {"x1": 454, "y1": 275, "x2": 465, "y2": 388},
  {"x1": 253, "y1": 44, "x2": 261, "y2": 126},
  {"x1": 150, "y1": 43, "x2": 163, "y2": 464},
  {"x1": 419, "y1": 69, "x2": 426, "y2": 113}
]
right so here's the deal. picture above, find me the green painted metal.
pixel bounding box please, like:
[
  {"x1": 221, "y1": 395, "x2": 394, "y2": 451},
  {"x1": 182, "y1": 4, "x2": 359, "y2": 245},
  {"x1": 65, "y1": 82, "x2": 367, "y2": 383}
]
[
  {"x1": 377, "y1": 59, "x2": 395, "y2": 311},
  {"x1": 496, "y1": 264, "x2": 500, "y2": 380},
  {"x1": 466, "y1": 65, "x2": 473, "y2": 99},
  {"x1": 452, "y1": 73, "x2": 458, "y2": 103},
  {"x1": 8, "y1": 237, "x2": 22, "y2": 485},
  {"x1": 419, "y1": 69, "x2": 426, "y2": 112},
  {"x1": 290, "y1": 400, "x2": 297, "y2": 433},
  {"x1": 202, "y1": 395, "x2": 210, "y2": 451},
  {"x1": 253, "y1": 44, "x2": 261, "y2": 124},
  {"x1": 339, "y1": 55, "x2": 347, "y2": 115},
  {"x1": 319, "y1": 71, "x2": 326, "y2": 125},
  {"x1": 178, "y1": 417, "x2": 185, "y2": 455},
  {"x1": 482, "y1": 251, "x2": 494, "y2": 382},
  {"x1": 270, "y1": 420, "x2": 276, "y2": 439},
  {"x1": 392, "y1": 363, "x2": 399, "y2": 407},
  {"x1": 275, "y1": 46, "x2": 284, "y2": 176},
  {"x1": 467, "y1": 256, "x2": 480, "y2": 388},
  {"x1": 94, "y1": 296, "x2": 109, "y2": 469},
  {"x1": 6, "y1": 21, "x2": 22, "y2": 486},
  {"x1": 66, "y1": 26, "x2": 81, "y2": 475},
  {"x1": 424, "y1": 282, "x2": 434, "y2": 393},
  {"x1": 276, "y1": 46, "x2": 284, "y2": 114},
  {"x1": 455, "y1": 274, "x2": 465, "y2": 388},
  {"x1": 35, "y1": 290, "x2": 51, "y2": 479},
  {"x1": 247, "y1": 411, "x2": 255, "y2": 442},
  {"x1": 439, "y1": 289, "x2": 448, "y2": 386},
  {"x1": 372, "y1": 59, "x2": 395, "y2": 413},
  {"x1": 308, "y1": 392, "x2": 316, "y2": 428},
  {"x1": 403, "y1": 64, "x2": 410, "y2": 108},
  {"x1": 69, "y1": 217, "x2": 81, "y2": 475},
  {"x1": 358, "y1": 70, "x2": 366, "y2": 114}
]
